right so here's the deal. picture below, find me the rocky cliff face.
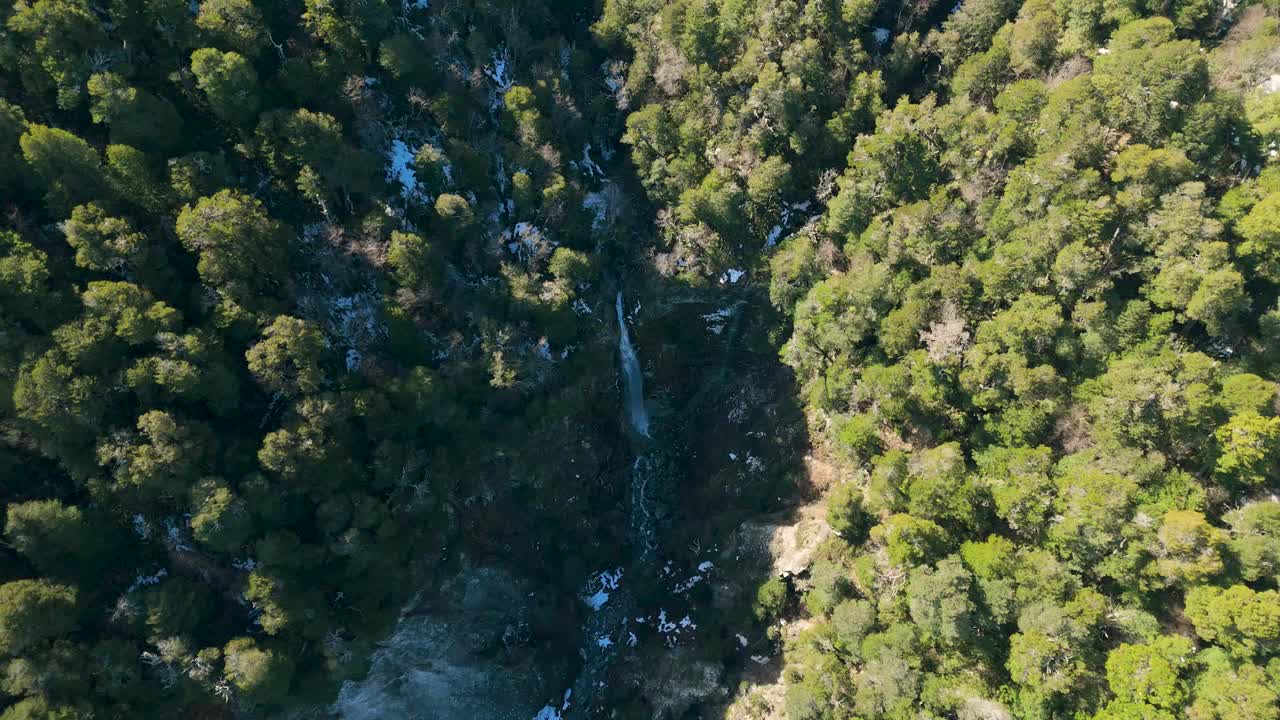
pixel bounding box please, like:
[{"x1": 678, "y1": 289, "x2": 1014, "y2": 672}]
[{"x1": 331, "y1": 566, "x2": 568, "y2": 720}]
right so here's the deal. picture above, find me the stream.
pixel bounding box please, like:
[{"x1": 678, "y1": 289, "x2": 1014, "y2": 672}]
[{"x1": 541, "y1": 293, "x2": 666, "y2": 718}]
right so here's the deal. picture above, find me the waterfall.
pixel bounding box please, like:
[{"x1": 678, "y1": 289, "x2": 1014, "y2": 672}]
[{"x1": 616, "y1": 292, "x2": 650, "y2": 437}]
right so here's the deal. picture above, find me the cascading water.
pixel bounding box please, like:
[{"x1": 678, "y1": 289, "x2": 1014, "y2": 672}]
[{"x1": 616, "y1": 292, "x2": 650, "y2": 438}]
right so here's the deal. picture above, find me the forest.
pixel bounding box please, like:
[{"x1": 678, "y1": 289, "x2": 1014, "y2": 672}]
[{"x1": 1, "y1": 0, "x2": 1279, "y2": 718}]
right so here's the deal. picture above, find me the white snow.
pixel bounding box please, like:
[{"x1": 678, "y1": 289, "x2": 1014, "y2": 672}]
[
  {"x1": 702, "y1": 307, "x2": 733, "y2": 335},
  {"x1": 657, "y1": 610, "x2": 677, "y2": 633},
  {"x1": 163, "y1": 516, "x2": 191, "y2": 552},
  {"x1": 314, "y1": 288, "x2": 387, "y2": 375},
  {"x1": 386, "y1": 140, "x2": 420, "y2": 200},
  {"x1": 766, "y1": 200, "x2": 817, "y2": 248},
  {"x1": 128, "y1": 568, "x2": 168, "y2": 593},
  {"x1": 751, "y1": 655, "x2": 770, "y2": 665},
  {"x1": 720, "y1": 268, "x2": 745, "y2": 284},
  {"x1": 728, "y1": 452, "x2": 738, "y2": 460},
  {"x1": 580, "y1": 145, "x2": 604, "y2": 179},
  {"x1": 532, "y1": 706, "x2": 561, "y2": 720},
  {"x1": 697, "y1": 561, "x2": 714, "y2": 572},
  {"x1": 652, "y1": 609, "x2": 698, "y2": 646},
  {"x1": 873, "y1": 27, "x2": 891, "y2": 45},
  {"x1": 582, "y1": 568, "x2": 624, "y2": 611},
  {"x1": 131, "y1": 513, "x2": 151, "y2": 540},
  {"x1": 737, "y1": 634, "x2": 749, "y2": 647},
  {"x1": 484, "y1": 46, "x2": 514, "y2": 108},
  {"x1": 602, "y1": 60, "x2": 623, "y2": 93},
  {"x1": 583, "y1": 190, "x2": 609, "y2": 230},
  {"x1": 502, "y1": 222, "x2": 555, "y2": 264},
  {"x1": 673, "y1": 574, "x2": 703, "y2": 593},
  {"x1": 596, "y1": 636, "x2": 613, "y2": 648},
  {"x1": 585, "y1": 589, "x2": 610, "y2": 611}
]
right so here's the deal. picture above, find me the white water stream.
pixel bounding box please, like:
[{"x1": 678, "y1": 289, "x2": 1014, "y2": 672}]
[{"x1": 616, "y1": 292, "x2": 650, "y2": 437}]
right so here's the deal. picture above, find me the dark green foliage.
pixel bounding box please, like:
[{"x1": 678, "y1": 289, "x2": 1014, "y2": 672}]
[
  {"x1": 86, "y1": 73, "x2": 182, "y2": 152},
  {"x1": 589, "y1": 2, "x2": 1280, "y2": 718},
  {"x1": 190, "y1": 48, "x2": 261, "y2": 126},
  {"x1": 2, "y1": 0, "x2": 1279, "y2": 717},
  {"x1": 4, "y1": 501, "x2": 101, "y2": 579},
  {"x1": 0, "y1": 581, "x2": 77, "y2": 656},
  {"x1": 0, "y1": 1, "x2": 629, "y2": 715}
]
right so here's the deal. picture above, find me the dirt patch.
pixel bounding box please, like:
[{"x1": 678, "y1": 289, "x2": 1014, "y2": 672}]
[
  {"x1": 728, "y1": 499, "x2": 832, "y2": 578},
  {"x1": 1210, "y1": 6, "x2": 1280, "y2": 92}
]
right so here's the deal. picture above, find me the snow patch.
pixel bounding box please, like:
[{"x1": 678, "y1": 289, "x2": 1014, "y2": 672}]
[
  {"x1": 702, "y1": 307, "x2": 733, "y2": 335},
  {"x1": 872, "y1": 27, "x2": 891, "y2": 45},
  {"x1": 131, "y1": 513, "x2": 151, "y2": 540},
  {"x1": 765, "y1": 199, "x2": 817, "y2": 248},
  {"x1": 673, "y1": 574, "x2": 703, "y2": 593},
  {"x1": 583, "y1": 190, "x2": 610, "y2": 230},
  {"x1": 128, "y1": 567, "x2": 168, "y2": 593},
  {"x1": 502, "y1": 222, "x2": 555, "y2": 265},
  {"x1": 720, "y1": 268, "x2": 745, "y2": 284},
  {"x1": 318, "y1": 289, "x2": 388, "y2": 374},
  {"x1": 163, "y1": 516, "x2": 191, "y2": 552},
  {"x1": 386, "y1": 140, "x2": 420, "y2": 200},
  {"x1": 654, "y1": 609, "x2": 698, "y2": 647},
  {"x1": 582, "y1": 568, "x2": 624, "y2": 611},
  {"x1": 580, "y1": 144, "x2": 605, "y2": 180},
  {"x1": 484, "y1": 46, "x2": 514, "y2": 109}
]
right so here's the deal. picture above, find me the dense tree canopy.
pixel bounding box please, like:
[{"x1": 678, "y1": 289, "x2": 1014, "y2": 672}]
[
  {"x1": 2, "y1": 0, "x2": 1280, "y2": 716},
  {"x1": 600, "y1": 0, "x2": 1280, "y2": 717}
]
